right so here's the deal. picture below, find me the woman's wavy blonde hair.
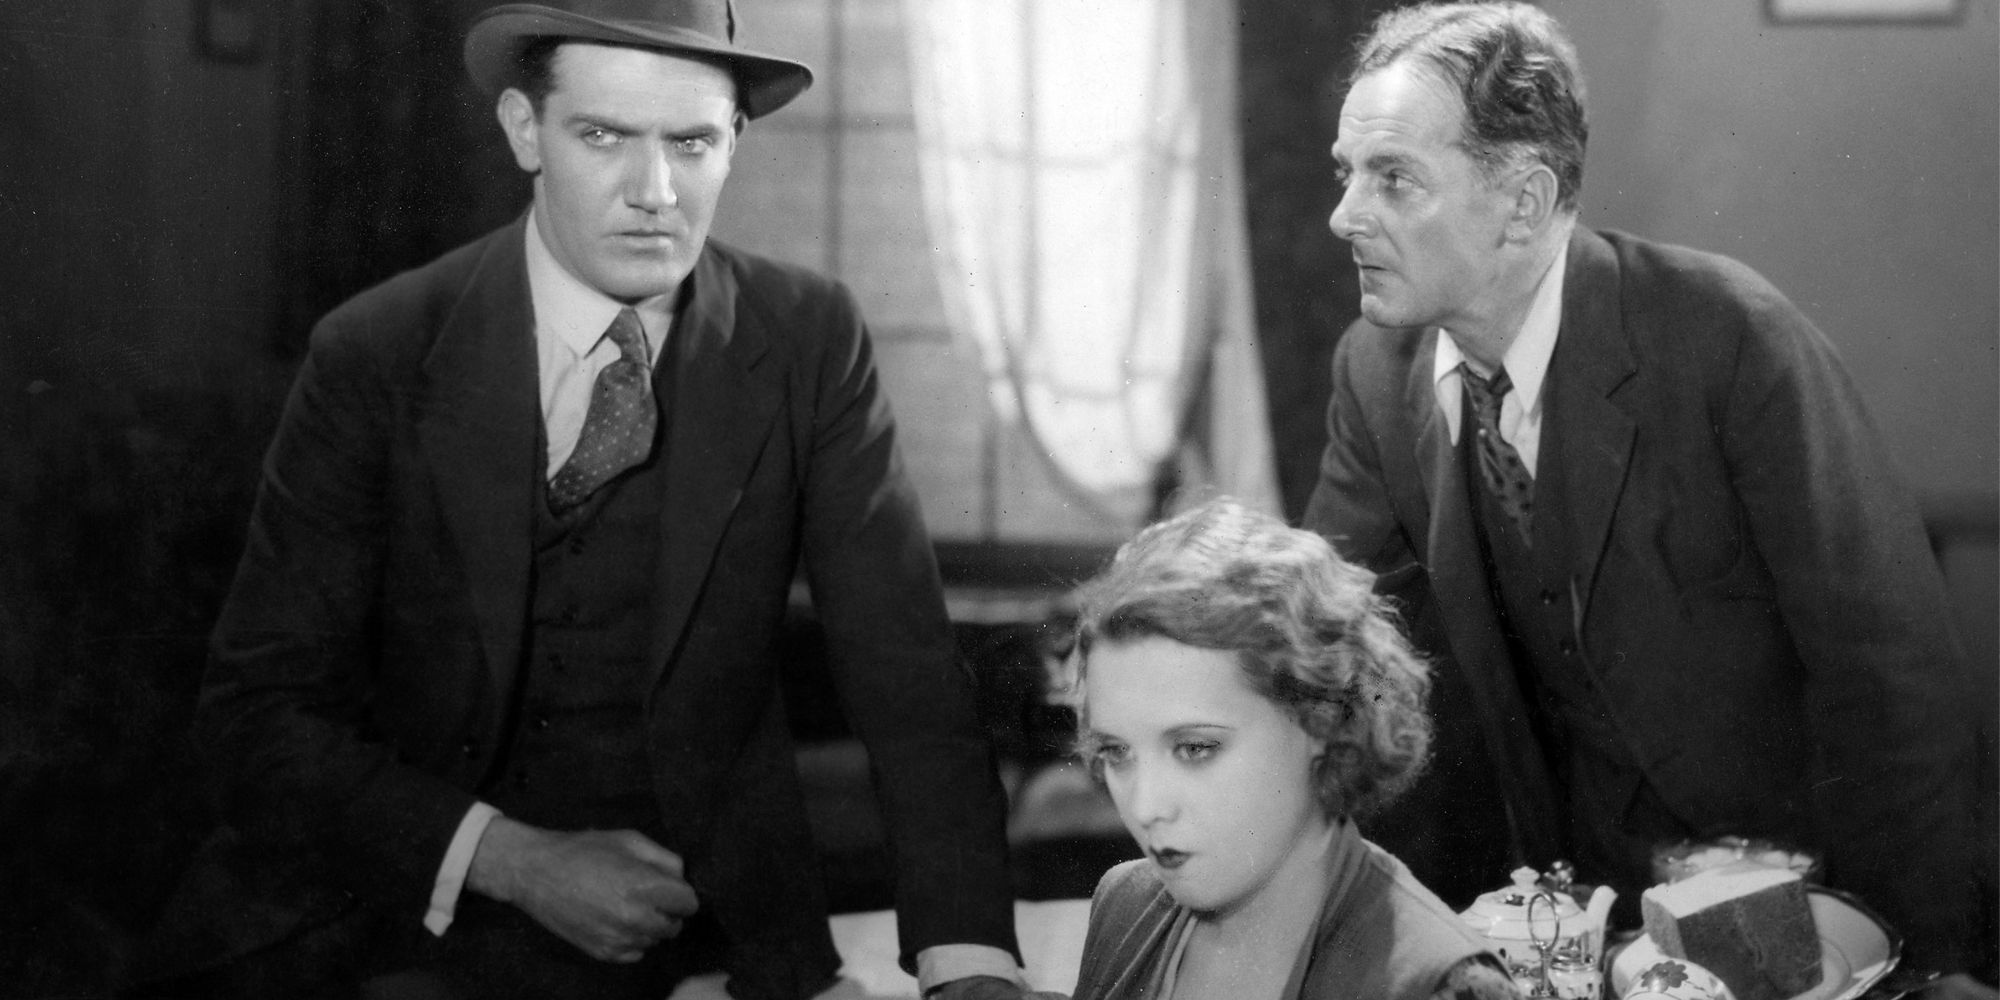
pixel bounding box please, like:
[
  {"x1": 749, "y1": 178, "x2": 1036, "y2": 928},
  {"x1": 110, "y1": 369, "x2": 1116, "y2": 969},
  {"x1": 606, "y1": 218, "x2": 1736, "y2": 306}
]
[{"x1": 1070, "y1": 498, "x2": 1433, "y2": 820}]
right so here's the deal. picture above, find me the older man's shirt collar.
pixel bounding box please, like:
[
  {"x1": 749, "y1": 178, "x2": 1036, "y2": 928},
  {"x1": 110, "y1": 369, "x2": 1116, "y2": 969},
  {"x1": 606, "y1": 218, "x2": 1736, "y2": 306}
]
[{"x1": 1430, "y1": 239, "x2": 1568, "y2": 476}]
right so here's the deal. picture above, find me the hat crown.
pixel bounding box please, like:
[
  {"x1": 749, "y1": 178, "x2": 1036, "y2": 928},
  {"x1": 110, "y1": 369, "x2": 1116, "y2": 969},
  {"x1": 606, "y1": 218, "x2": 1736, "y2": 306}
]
[
  {"x1": 527, "y1": 0, "x2": 735, "y2": 41},
  {"x1": 465, "y1": 0, "x2": 810, "y2": 118}
]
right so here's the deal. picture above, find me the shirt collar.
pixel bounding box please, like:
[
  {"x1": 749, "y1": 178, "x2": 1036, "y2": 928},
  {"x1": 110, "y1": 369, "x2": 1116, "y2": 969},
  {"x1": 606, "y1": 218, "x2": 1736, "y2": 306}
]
[
  {"x1": 1432, "y1": 238, "x2": 1569, "y2": 414},
  {"x1": 523, "y1": 206, "x2": 672, "y2": 363}
]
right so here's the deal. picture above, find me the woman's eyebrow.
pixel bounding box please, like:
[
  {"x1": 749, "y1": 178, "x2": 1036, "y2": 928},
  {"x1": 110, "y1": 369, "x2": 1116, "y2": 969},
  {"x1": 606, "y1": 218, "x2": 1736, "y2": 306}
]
[{"x1": 1162, "y1": 722, "x2": 1234, "y2": 738}]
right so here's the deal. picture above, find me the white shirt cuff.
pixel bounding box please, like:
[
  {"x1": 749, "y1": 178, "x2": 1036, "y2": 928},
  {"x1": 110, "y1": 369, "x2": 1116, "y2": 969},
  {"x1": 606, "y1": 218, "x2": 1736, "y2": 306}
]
[
  {"x1": 423, "y1": 801, "x2": 501, "y2": 937},
  {"x1": 915, "y1": 944, "x2": 1026, "y2": 995}
]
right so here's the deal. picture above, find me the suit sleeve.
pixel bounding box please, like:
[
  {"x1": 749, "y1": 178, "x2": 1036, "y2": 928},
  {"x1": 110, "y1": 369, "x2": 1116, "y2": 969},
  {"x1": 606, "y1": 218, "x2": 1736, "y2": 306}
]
[
  {"x1": 792, "y1": 282, "x2": 1021, "y2": 968},
  {"x1": 1305, "y1": 324, "x2": 1424, "y2": 598},
  {"x1": 197, "y1": 315, "x2": 477, "y2": 924},
  {"x1": 1304, "y1": 326, "x2": 1453, "y2": 724},
  {"x1": 1717, "y1": 288, "x2": 1983, "y2": 974}
]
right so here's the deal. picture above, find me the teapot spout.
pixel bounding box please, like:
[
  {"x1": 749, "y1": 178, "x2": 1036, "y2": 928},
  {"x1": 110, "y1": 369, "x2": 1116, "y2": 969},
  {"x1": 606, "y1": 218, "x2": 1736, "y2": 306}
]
[
  {"x1": 1584, "y1": 884, "x2": 1616, "y2": 927},
  {"x1": 1581, "y1": 884, "x2": 1617, "y2": 961}
]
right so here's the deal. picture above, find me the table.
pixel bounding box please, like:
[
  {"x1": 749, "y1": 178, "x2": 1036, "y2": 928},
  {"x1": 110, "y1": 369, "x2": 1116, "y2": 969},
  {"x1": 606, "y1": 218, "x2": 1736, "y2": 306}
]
[{"x1": 668, "y1": 898, "x2": 1092, "y2": 1000}]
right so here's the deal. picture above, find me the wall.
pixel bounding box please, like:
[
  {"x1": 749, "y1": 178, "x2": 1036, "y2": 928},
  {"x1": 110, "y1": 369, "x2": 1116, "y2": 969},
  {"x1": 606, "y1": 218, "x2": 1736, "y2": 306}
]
[
  {"x1": 1542, "y1": 0, "x2": 1999, "y2": 728},
  {"x1": 0, "y1": 2, "x2": 293, "y2": 992},
  {"x1": 2, "y1": 1, "x2": 290, "y2": 393},
  {"x1": 1545, "y1": 0, "x2": 1998, "y2": 507}
]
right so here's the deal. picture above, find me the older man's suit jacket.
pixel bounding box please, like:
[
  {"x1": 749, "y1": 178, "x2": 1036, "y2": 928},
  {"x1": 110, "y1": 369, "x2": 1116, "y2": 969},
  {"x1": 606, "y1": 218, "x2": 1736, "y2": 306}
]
[
  {"x1": 154, "y1": 217, "x2": 1017, "y2": 997},
  {"x1": 1306, "y1": 226, "x2": 1983, "y2": 971}
]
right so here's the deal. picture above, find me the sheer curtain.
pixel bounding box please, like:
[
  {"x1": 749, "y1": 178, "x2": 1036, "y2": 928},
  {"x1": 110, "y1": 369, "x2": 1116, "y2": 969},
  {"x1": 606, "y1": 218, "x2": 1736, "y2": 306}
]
[{"x1": 902, "y1": 0, "x2": 1280, "y2": 531}]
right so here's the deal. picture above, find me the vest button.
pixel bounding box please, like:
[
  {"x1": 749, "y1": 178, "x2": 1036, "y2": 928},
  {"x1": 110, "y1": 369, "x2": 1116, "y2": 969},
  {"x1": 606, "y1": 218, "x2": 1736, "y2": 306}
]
[
  {"x1": 548, "y1": 653, "x2": 567, "y2": 673},
  {"x1": 1559, "y1": 637, "x2": 1577, "y2": 655},
  {"x1": 558, "y1": 606, "x2": 580, "y2": 626},
  {"x1": 1540, "y1": 589, "x2": 1559, "y2": 605},
  {"x1": 461, "y1": 742, "x2": 479, "y2": 759},
  {"x1": 533, "y1": 715, "x2": 552, "y2": 732}
]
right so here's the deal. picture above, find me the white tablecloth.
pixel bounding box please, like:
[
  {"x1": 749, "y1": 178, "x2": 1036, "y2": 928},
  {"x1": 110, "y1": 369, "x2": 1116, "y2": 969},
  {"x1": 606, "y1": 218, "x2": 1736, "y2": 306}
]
[{"x1": 667, "y1": 898, "x2": 1092, "y2": 1000}]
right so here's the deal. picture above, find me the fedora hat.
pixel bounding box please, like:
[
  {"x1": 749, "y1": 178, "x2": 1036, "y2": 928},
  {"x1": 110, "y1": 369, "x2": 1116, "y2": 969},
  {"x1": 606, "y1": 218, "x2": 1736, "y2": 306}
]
[{"x1": 464, "y1": 0, "x2": 814, "y2": 119}]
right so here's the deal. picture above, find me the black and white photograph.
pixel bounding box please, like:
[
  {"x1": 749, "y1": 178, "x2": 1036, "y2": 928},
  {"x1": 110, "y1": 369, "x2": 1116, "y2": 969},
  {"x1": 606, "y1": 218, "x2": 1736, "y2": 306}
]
[{"x1": 2, "y1": 2, "x2": 1993, "y2": 999}]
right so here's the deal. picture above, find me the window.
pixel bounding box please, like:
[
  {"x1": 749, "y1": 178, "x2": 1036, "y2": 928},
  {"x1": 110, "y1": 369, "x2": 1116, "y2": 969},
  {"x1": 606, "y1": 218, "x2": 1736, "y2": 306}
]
[{"x1": 723, "y1": 0, "x2": 1128, "y2": 545}]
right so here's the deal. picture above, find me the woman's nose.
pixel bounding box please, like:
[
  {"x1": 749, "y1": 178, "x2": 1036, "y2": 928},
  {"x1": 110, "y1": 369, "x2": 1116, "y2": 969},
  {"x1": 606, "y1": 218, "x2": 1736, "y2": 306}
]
[{"x1": 1122, "y1": 762, "x2": 1178, "y2": 828}]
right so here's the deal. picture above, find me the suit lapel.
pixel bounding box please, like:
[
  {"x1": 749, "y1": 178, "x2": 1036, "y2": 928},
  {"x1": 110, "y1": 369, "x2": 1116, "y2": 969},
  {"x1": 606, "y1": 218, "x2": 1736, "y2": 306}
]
[
  {"x1": 646, "y1": 248, "x2": 784, "y2": 684},
  {"x1": 1551, "y1": 228, "x2": 1638, "y2": 624},
  {"x1": 415, "y1": 217, "x2": 540, "y2": 704},
  {"x1": 1407, "y1": 327, "x2": 1503, "y2": 721},
  {"x1": 1407, "y1": 327, "x2": 1565, "y2": 864},
  {"x1": 1409, "y1": 328, "x2": 1452, "y2": 510},
  {"x1": 1411, "y1": 331, "x2": 1486, "y2": 641}
]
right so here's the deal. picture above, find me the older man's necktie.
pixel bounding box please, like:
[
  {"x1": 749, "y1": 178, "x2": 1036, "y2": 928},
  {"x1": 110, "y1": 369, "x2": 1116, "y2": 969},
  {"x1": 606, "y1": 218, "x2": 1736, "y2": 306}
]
[
  {"x1": 1462, "y1": 363, "x2": 1534, "y2": 546},
  {"x1": 548, "y1": 308, "x2": 656, "y2": 513}
]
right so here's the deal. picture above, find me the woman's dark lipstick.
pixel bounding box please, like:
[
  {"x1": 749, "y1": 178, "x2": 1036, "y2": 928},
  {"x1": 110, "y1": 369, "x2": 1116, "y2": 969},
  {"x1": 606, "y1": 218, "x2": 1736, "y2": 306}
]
[{"x1": 1151, "y1": 848, "x2": 1190, "y2": 870}]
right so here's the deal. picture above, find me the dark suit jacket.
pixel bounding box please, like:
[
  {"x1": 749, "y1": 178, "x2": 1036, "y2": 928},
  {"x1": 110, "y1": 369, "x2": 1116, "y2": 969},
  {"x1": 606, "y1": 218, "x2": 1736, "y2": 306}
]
[
  {"x1": 156, "y1": 217, "x2": 1018, "y2": 996},
  {"x1": 1305, "y1": 226, "x2": 1983, "y2": 972}
]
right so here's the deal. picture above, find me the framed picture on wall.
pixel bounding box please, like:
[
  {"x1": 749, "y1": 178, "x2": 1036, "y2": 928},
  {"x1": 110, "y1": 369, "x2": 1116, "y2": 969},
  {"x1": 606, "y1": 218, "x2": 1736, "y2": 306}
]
[{"x1": 1767, "y1": 0, "x2": 1963, "y2": 23}]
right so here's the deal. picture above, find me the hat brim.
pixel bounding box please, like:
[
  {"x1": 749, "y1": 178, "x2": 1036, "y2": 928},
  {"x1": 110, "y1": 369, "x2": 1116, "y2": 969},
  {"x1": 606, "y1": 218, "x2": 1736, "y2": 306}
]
[{"x1": 464, "y1": 4, "x2": 813, "y2": 119}]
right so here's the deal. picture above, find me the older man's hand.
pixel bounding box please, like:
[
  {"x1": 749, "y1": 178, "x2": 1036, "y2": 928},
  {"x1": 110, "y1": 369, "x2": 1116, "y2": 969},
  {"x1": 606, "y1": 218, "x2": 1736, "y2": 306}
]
[
  {"x1": 467, "y1": 816, "x2": 698, "y2": 964},
  {"x1": 928, "y1": 975, "x2": 1070, "y2": 1000}
]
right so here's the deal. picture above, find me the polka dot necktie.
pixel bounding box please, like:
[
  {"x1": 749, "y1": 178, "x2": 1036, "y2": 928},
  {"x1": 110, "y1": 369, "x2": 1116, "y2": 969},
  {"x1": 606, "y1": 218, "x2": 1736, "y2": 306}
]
[
  {"x1": 1461, "y1": 363, "x2": 1534, "y2": 546},
  {"x1": 548, "y1": 307, "x2": 656, "y2": 513}
]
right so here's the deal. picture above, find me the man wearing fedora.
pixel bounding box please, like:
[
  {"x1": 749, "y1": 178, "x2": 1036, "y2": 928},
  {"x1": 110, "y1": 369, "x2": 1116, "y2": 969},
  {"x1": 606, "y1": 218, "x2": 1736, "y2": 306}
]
[{"x1": 132, "y1": 2, "x2": 1030, "y2": 998}]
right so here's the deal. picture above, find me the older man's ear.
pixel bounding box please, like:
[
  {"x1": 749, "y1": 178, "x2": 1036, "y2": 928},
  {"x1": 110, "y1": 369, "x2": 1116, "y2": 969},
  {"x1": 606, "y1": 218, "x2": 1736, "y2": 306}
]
[{"x1": 1501, "y1": 163, "x2": 1561, "y2": 246}]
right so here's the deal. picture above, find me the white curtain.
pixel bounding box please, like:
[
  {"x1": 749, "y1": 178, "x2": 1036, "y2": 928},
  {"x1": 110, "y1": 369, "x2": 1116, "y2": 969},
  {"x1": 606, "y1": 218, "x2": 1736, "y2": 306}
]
[{"x1": 902, "y1": 0, "x2": 1280, "y2": 530}]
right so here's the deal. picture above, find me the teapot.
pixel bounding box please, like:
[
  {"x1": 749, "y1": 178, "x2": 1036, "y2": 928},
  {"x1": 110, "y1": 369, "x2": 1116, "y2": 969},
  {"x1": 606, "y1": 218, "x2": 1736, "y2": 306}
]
[{"x1": 1459, "y1": 864, "x2": 1617, "y2": 979}]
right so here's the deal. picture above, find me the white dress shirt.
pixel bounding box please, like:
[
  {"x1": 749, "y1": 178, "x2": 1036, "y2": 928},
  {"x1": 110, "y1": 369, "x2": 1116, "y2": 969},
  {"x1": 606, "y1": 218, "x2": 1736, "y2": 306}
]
[
  {"x1": 526, "y1": 210, "x2": 675, "y2": 476},
  {"x1": 1430, "y1": 239, "x2": 1569, "y2": 478}
]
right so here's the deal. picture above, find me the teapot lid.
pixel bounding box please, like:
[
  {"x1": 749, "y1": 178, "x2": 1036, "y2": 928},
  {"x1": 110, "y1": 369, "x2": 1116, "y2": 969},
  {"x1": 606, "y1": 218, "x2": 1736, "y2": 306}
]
[{"x1": 1461, "y1": 866, "x2": 1583, "y2": 927}]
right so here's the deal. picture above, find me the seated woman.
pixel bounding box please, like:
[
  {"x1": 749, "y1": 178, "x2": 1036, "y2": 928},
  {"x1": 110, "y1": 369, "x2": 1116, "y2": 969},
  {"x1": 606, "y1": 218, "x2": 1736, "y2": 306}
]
[{"x1": 1065, "y1": 499, "x2": 1518, "y2": 1000}]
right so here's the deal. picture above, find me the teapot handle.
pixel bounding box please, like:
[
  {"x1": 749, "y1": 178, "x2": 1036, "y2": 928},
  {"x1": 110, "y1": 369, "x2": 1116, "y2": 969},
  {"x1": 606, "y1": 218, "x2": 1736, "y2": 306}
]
[
  {"x1": 1524, "y1": 891, "x2": 1564, "y2": 998},
  {"x1": 1526, "y1": 890, "x2": 1564, "y2": 952}
]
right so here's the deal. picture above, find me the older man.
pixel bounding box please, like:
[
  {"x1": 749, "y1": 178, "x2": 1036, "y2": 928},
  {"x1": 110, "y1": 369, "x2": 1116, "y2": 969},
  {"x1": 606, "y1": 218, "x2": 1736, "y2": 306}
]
[
  {"x1": 1307, "y1": 3, "x2": 1991, "y2": 995},
  {"x1": 134, "y1": 3, "x2": 1030, "y2": 999}
]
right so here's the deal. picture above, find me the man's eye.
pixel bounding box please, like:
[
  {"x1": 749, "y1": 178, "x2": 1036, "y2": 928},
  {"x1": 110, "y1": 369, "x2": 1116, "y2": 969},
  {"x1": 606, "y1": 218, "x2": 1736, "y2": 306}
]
[
  {"x1": 1383, "y1": 171, "x2": 1414, "y2": 192},
  {"x1": 1173, "y1": 740, "x2": 1218, "y2": 762},
  {"x1": 674, "y1": 136, "x2": 712, "y2": 155},
  {"x1": 581, "y1": 128, "x2": 620, "y2": 147}
]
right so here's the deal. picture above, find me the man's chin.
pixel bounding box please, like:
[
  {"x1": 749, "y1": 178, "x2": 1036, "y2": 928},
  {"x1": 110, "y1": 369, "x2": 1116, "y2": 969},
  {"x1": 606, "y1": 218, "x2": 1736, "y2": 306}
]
[
  {"x1": 1357, "y1": 296, "x2": 1406, "y2": 330},
  {"x1": 596, "y1": 261, "x2": 696, "y2": 303}
]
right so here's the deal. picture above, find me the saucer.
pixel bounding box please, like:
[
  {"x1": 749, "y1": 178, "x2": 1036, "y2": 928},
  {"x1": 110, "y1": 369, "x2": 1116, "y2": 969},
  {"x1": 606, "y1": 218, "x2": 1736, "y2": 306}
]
[{"x1": 1610, "y1": 887, "x2": 1901, "y2": 1000}]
